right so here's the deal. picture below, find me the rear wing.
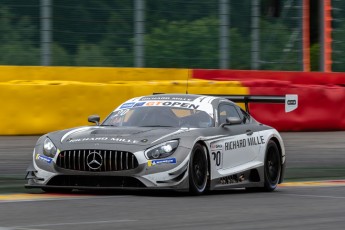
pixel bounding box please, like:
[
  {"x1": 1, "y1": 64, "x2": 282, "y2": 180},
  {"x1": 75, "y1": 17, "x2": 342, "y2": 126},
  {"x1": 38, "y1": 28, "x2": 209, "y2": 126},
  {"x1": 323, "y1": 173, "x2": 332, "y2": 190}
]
[
  {"x1": 207, "y1": 94, "x2": 298, "y2": 114},
  {"x1": 152, "y1": 93, "x2": 298, "y2": 114}
]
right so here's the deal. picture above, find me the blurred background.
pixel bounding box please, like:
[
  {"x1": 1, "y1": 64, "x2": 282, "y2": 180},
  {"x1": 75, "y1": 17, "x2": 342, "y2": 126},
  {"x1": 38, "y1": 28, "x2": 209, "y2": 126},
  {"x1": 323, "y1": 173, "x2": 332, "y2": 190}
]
[
  {"x1": 1, "y1": 0, "x2": 343, "y2": 71},
  {"x1": 1, "y1": 0, "x2": 345, "y2": 193},
  {"x1": 1, "y1": 2, "x2": 345, "y2": 228}
]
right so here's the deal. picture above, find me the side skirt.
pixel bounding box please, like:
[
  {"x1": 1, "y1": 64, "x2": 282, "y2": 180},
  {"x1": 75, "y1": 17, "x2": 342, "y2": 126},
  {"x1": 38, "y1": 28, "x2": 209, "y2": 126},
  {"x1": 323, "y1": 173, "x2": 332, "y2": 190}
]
[{"x1": 209, "y1": 166, "x2": 265, "y2": 190}]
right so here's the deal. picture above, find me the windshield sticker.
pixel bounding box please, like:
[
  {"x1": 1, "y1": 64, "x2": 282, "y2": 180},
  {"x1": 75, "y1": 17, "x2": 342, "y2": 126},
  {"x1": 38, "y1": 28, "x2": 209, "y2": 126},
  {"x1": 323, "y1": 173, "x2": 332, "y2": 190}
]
[
  {"x1": 133, "y1": 102, "x2": 146, "y2": 107},
  {"x1": 116, "y1": 102, "x2": 145, "y2": 111},
  {"x1": 120, "y1": 102, "x2": 136, "y2": 109},
  {"x1": 140, "y1": 96, "x2": 195, "y2": 101},
  {"x1": 147, "y1": 158, "x2": 177, "y2": 167},
  {"x1": 116, "y1": 99, "x2": 214, "y2": 118},
  {"x1": 143, "y1": 101, "x2": 199, "y2": 109},
  {"x1": 112, "y1": 109, "x2": 129, "y2": 117}
]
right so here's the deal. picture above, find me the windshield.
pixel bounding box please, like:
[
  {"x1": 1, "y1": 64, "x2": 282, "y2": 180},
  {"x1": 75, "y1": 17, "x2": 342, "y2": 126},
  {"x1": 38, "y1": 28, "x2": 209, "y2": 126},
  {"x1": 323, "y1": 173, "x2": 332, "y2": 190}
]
[{"x1": 102, "y1": 106, "x2": 214, "y2": 128}]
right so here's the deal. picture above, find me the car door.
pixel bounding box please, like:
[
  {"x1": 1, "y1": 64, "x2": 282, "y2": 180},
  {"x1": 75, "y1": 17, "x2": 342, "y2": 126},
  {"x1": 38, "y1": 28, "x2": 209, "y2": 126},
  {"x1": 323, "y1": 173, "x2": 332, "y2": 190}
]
[{"x1": 216, "y1": 103, "x2": 261, "y2": 170}]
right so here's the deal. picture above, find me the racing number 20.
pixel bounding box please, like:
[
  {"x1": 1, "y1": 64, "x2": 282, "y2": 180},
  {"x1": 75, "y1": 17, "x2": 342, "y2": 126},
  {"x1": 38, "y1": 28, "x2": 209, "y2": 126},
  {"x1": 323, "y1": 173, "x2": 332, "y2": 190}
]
[{"x1": 212, "y1": 151, "x2": 221, "y2": 166}]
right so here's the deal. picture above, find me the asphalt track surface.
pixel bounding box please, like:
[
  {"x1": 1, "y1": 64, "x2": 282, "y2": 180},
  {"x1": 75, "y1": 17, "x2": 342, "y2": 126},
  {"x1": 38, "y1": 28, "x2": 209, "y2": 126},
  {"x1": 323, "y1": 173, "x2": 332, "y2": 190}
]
[{"x1": 0, "y1": 132, "x2": 345, "y2": 229}]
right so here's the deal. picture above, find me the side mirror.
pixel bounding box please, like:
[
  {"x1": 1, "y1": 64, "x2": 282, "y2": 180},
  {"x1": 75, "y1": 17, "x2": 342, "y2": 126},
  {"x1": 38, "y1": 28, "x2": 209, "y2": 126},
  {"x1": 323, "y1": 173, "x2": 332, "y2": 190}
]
[
  {"x1": 221, "y1": 117, "x2": 242, "y2": 127},
  {"x1": 88, "y1": 115, "x2": 100, "y2": 125}
]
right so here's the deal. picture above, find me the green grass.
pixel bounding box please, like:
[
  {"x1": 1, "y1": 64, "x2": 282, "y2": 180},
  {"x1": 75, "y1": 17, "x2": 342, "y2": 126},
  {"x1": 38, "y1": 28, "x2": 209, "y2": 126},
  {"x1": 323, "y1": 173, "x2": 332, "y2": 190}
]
[
  {"x1": 285, "y1": 167, "x2": 345, "y2": 182},
  {"x1": 0, "y1": 175, "x2": 32, "y2": 194}
]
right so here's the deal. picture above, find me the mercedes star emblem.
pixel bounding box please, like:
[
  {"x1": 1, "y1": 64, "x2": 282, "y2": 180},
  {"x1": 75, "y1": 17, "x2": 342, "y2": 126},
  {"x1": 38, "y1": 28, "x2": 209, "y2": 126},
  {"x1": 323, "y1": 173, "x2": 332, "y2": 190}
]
[{"x1": 87, "y1": 151, "x2": 103, "y2": 170}]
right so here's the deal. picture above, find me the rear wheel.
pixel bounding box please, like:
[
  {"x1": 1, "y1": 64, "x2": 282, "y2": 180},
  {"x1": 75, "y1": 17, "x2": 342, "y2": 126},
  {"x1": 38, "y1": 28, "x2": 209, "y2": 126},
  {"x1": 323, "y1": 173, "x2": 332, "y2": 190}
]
[
  {"x1": 189, "y1": 143, "x2": 208, "y2": 195},
  {"x1": 246, "y1": 140, "x2": 281, "y2": 192},
  {"x1": 262, "y1": 140, "x2": 281, "y2": 192}
]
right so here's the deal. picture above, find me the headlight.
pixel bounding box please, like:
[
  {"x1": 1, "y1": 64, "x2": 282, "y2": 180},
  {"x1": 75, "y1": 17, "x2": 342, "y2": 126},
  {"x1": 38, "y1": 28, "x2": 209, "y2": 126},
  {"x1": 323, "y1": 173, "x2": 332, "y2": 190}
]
[
  {"x1": 145, "y1": 140, "x2": 179, "y2": 159},
  {"x1": 43, "y1": 138, "x2": 57, "y2": 157}
]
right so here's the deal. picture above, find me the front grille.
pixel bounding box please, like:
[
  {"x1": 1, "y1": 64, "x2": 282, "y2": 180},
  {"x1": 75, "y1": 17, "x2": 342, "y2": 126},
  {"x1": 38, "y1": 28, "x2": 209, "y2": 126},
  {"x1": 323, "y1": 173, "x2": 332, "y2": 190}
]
[
  {"x1": 47, "y1": 175, "x2": 145, "y2": 188},
  {"x1": 56, "y1": 150, "x2": 139, "y2": 172}
]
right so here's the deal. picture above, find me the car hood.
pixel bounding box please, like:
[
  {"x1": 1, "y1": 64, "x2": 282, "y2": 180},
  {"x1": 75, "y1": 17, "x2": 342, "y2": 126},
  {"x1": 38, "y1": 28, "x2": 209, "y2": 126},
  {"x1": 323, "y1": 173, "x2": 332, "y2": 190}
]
[{"x1": 59, "y1": 126, "x2": 189, "y2": 146}]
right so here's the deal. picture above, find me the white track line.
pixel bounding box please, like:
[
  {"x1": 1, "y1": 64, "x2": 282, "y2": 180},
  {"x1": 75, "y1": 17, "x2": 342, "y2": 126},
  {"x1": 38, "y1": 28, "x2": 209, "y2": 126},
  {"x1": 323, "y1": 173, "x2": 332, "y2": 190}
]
[
  {"x1": 282, "y1": 193, "x2": 345, "y2": 199},
  {"x1": 6, "y1": 220, "x2": 137, "y2": 229},
  {"x1": 8, "y1": 228, "x2": 48, "y2": 230},
  {"x1": 0, "y1": 195, "x2": 129, "y2": 203}
]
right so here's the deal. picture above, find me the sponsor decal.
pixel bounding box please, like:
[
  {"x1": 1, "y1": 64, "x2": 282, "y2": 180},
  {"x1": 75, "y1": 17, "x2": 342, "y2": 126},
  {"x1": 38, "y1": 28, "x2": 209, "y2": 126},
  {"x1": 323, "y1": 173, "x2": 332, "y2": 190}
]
[
  {"x1": 287, "y1": 100, "x2": 296, "y2": 105},
  {"x1": 114, "y1": 98, "x2": 214, "y2": 118},
  {"x1": 247, "y1": 136, "x2": 265, "y2": 146},
  {"x1": 36, "y1": 154, "x2": 53, "y2": 164},
  {"x1": 112, "y1": 109, "x2": 129, "y2": 117},
  {"x1": 68, "y1": 137, "x2": 139, "y2": 144},
  {"x1": 143, "y1": 101, "x2": 199, "y2": 110},
  {"x1": 133, "y1": 102, "x2": 146, "y2": 107},
  {"x1": 285, "y1": 94, "x2": 298, "y2": 112},
  {"x1": 147, "y1": 158, "x2": 177, "y2": 167},
  {"x1": 220, "y1": 174, "x2": 245, "y2": 185},
  {"x1": 119, "y1": 102, "x2": 135, "y2": 109},
  {"x1": 224, "y1": 135, "x2": 265, "y2": 151},
  {"x1": 115, "y1": 100, "x2": 201, "y2": 111},
  {"x1": 210, "y1": 141, "x2": 223, "y2": 167},
  {"x1": 140, "y1": 96, "x2": 194, "y2": 101},
  {"x1": 210, "y1": 142, "x2": 222, "y2": 150}
]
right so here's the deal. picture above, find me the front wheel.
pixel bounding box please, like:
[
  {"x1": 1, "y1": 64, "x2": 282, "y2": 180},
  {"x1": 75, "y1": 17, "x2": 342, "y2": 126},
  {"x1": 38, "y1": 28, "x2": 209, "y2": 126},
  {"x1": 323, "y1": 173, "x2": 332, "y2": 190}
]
[{"x1": 189, "y1": 143, "x2": 208, "y2": 195}]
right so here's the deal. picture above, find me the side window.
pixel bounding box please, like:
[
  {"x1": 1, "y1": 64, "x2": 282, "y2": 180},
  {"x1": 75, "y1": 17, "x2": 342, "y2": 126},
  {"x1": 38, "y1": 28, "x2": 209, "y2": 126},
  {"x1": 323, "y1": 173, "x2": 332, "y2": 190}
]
[
  {"x1": 218, "y1": 104, "x2": 241, "y2": 125},
  {"x1": 239, "y1": 108, "x2": 251, "y2": 124}
]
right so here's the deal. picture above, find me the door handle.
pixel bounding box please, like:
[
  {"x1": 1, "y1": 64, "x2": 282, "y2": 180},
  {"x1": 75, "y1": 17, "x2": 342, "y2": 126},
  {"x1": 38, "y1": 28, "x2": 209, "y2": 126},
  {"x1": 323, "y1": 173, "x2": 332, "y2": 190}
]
[{"x1": 246, "y1": 130, "x2": 253, "y2": 136}]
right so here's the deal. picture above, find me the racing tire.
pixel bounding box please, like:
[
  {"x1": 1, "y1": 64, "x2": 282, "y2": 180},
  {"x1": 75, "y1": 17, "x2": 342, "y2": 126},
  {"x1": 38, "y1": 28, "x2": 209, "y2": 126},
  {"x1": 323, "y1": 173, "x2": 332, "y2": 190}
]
[
  {"x1": 189, "y1": 143, "x2": 208, "y2": 195},
  {"x1": 246, "y1": 140, "x2": 281, "y2": 192},
  {"x1": 42, "y1": 188, "x2": 72, "y2": 193},
  {"x1": 263, "y1": 140, "x2": 281, "y2": 191}
]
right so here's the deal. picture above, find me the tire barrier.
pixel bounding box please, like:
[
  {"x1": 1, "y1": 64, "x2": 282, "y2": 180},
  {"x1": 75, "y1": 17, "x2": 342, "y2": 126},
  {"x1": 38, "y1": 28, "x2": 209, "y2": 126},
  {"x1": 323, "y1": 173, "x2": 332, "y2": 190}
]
[
  {"x1": 243, "y1": 80, "x2": 345, "y2": 131},
  {"x1": 2, "y1": 66, "x2": 344, "y2": 133},
  {"x1": 193, "y1": 70, "x2": 345, "y2": 131},
  {"x1": 0, "y1": 66, "x2": 189, "y2": 82},
  {"x1": 0, "y1": 79, "x2": 248, "y2": 135},
  {"x1": 193, "y1": 69, "x2": 345, "y2": 86}
]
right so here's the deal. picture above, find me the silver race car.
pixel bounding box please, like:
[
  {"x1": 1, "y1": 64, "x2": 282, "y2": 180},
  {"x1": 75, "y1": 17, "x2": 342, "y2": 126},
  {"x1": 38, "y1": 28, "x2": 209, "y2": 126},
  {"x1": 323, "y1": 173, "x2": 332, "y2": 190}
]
[{"x1": 26, "y1": 94, "x2": 298, "y2": 194}]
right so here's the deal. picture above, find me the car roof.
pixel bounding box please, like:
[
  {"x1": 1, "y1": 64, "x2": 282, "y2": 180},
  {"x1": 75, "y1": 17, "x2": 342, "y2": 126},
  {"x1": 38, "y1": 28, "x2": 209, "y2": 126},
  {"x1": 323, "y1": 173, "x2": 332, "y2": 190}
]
[
  {"x1": 145, "y1": 93, "x2": 239, "y2": 104},
  {"x1": 137, "y1": 94, "x2": 233, "y2": 104},
  {"x1": 139, "y1": 94, "x2": 206, "y2": 101}
]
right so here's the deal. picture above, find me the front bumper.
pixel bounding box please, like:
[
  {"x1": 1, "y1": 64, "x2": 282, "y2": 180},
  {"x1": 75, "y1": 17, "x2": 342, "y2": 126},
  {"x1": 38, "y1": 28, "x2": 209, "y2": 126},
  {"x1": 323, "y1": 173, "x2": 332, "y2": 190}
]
[{"x1": 26, "y1": 148, "x2": 191, "y2": 191}]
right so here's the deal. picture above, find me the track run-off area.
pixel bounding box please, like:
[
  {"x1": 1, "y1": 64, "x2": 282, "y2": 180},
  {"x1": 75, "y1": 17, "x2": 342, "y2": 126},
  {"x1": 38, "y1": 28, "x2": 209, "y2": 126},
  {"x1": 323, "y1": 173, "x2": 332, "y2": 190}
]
[{"x1": 1, "y1": 132, "x2": 345, "y2": 229}]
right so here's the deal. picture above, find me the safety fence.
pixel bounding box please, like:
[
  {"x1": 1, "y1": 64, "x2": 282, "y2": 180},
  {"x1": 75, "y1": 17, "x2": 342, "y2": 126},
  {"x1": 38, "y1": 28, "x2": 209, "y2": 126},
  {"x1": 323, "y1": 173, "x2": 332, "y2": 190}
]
[
  {"x1": 3, "y1": 1, "x2": 345, "y2": 72},
  {"x1": 331, "y1": 0, "x2": 345, "y2": 71},
  {"x1": 1, "y1": 0, "x2": 304, "y2": 70},
  {"x1": 1, "y1": 66, "x2": 345, "y2": 134}
]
